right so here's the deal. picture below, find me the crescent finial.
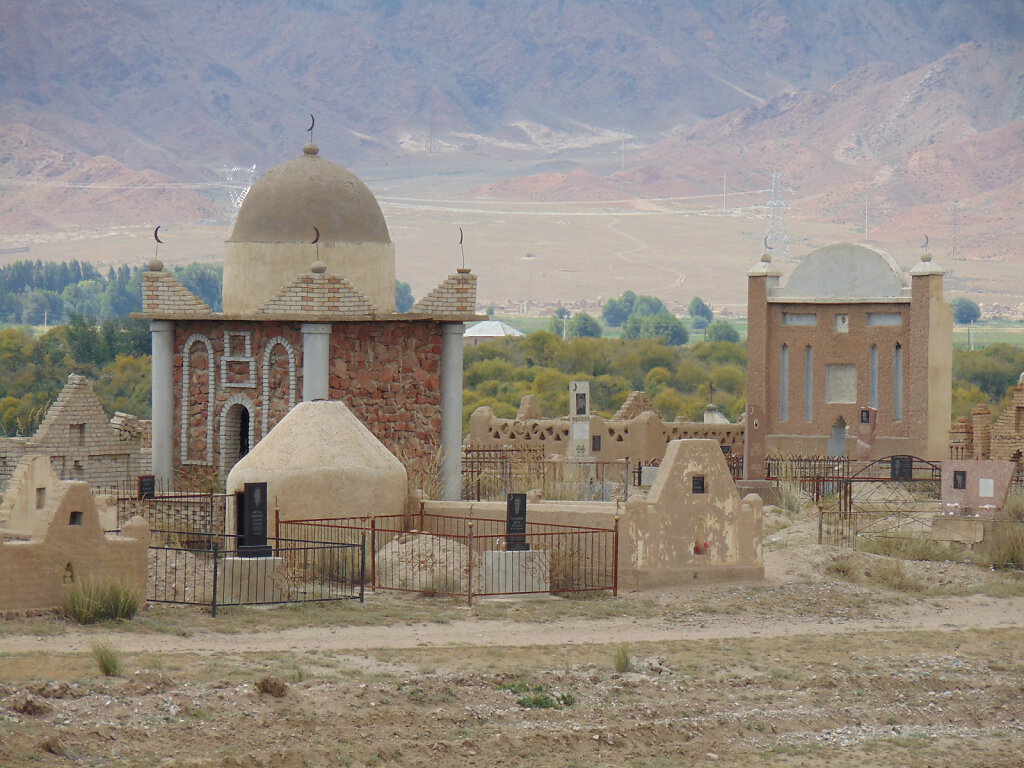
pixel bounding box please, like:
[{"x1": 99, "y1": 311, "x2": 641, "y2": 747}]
[
  {"x1": 921, "y1": 234, "x2": 929, "y2": 250},
  {"x1": 764, "y1": 234, "x2": 772, "y2": 251},
  {"x1": 312, "y1": 226, "x2": 320, "y2": 245},
  {"x1": 154, "y1": 225, "x2": 164, "y2": 244},
  {"x1": 307, "y1": 114, "x2": 315, "y2": 133}
]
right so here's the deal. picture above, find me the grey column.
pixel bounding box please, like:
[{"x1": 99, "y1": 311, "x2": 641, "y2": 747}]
[
  {"x1": 301, "y1": 323, "x2": 331, "y2": 401},
  {"x1": 150, "y1": 320, "x2": 175, "y2": 489},
  {"x1": 440, "y1": 322, "x2": 465, "y2": 500}
]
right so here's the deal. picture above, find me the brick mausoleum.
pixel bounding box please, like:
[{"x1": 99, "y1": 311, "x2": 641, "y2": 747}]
[{"x1": 136, "y1": 142, "x2": 481, "y2": 496}]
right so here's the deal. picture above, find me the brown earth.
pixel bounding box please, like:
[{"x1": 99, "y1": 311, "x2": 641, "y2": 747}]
[{"x1": 1, "y1": 513, "x2": 1023, "y2": 767}]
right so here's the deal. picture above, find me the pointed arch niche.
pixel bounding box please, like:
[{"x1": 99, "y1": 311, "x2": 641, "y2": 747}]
[
  {"x1": 180, "y1": 334, "x2": 215, "y2": 465},
  {"x1": 262, "y1": 336, "x2": 297, "y2": 436}
]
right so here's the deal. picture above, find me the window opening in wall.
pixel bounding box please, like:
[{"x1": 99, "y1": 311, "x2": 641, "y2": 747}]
[
  {"x1": 779, "y1": 344, "x2": 789, "y2": 422},
  {"x1": 804, "y1": 346, "x2": 814, "y2": 422},
  {"x1": 953, "y1": 470, "x2": 967, "y2": 490},
  {"x1": 69, "y1": 510, "x2": 83, "y2": 526},
  {"x1": 782, "y1": 313, "x2": 817, "y2": 326},
  {"x1": 692, "y1": 475, "x2": 706, "y2": 494},
  {"x1": 893, "y1": 343, "x2": 903, "y2": 421},
  {"x1": 834, "y1": 314, "x2": 849, "y2": 333},
  {"x1": 63, "y1": 563, "x2": 74, "y2": 584},
  {"x1": 71, "y1": 423, "x2": 85, "y2": 445},
  {"x1": 866, "y1": 313, "x2": 902, "y2": 326},
  {"x1": 869, "y1": 345, "x2": 878, "y2": 409},
  {"x1": 35, "y1": 488, "x2": 45, "y2": 509}
]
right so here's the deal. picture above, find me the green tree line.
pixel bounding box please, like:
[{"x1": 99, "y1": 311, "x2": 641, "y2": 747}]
[
  {"x1": 0, "y1": 318, "x2": 151, "y2": 436},
  {"x1": 0, "y1": 259, "x2": 224, "y2": 324}
]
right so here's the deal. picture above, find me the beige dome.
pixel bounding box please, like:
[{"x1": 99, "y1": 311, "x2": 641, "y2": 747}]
[
  {"x1": 229, "y1": 144, "x2": 390, "y2": 245},
  {"x1": 222, "y1": 144, "x2": 397, "y2": 314}
]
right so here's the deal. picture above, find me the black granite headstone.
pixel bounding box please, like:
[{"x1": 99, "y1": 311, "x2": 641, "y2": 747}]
[
  {"x1": 239, "y1": 481, "x2": 271, "y2": 557},
  {"x1": 137, "y1": 474, "x2": 156, "y2": 501},
  {"x1": 506, "y1": 493, "x2": 528, "y2": 552}
]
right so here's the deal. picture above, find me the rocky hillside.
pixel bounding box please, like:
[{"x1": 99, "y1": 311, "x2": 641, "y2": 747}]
[{"x1": 0, "y1": 0, "x2": 1021, "y2": 242}]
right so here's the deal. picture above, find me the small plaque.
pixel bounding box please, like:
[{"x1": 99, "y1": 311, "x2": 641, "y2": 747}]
[
  {"x1": 890, "y1": 456, "x2": 913, "y2": 482},
  {"x1": 692, "y1": 475, "x2": 706, "y2": 494},
  {"x1": 591, "y1": 435, "x2": 602, "y2": 452}
]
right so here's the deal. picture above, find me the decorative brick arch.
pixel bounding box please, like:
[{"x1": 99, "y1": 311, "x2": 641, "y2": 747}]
[
  {"x1": 219, "y1": 394, "x2": 256, "y2": 478},
  {"x1": 261, "y1": 336, "x2": 297, "y2": 436},
  {"x1": 180, "y1": 334, "x2": 215, "y2": 465}
]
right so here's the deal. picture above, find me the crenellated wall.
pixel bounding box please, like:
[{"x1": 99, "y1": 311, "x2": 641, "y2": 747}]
[{"x1": 468, "y1": 405, "x2": 743, "y2": 465}]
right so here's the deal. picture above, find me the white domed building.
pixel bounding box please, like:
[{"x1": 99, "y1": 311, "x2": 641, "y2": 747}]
[{"x1": 139, "y1": 143, "x2": 481, "y2": 502}]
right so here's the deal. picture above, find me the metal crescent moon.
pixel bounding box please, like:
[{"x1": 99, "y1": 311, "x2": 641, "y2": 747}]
[
  {"x1": 459, "y1": 227, "x2": 464, "y2": 245},
  {"x1": 922, "y1": 234, "x2": 929, "y2": 249},
  {"x1": 312, "y1": 226, "x2": 320, "y2": 244},
  {"x1": 154, "y1": 226, "x2": 164, "y2": 244},
  {"x1": 763, "y1": 234, "x2": 771, "y2": 251},
  {"x1": 307, "y1": 114, "x2": 315, "y2": 133}
]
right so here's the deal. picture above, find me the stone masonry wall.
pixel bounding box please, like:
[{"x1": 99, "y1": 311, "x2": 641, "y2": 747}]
[{"x1": 171, "y1": 319, "x2": 443, "y2": 483}]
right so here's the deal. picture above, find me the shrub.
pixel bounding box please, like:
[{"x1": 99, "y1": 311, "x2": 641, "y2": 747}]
[
  {"x1": 62, "y1": 580, "x2": 141, "y2": 624},
  {"x1": 613, "y1": 644, "x2": 633, "y2": 673},
  {"x1": 255, "y1": 676, "x2": 288, "y2": 697},
  {"x1": 89, "y1": 642, "x2": 123, "y2": 676}
]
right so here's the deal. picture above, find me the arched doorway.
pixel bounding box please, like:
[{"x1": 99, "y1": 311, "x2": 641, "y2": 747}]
[
  {"x1": 829, "y1": 416, "x2": 848, "y2": 457},
  {"x1": 220, "y1": 399, "x2": 255, "y2": 477}
]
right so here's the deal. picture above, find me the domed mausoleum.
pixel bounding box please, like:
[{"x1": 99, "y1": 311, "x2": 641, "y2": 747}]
[
  {"x1": 138, "y1": 144, "x2": 481, "y2": 500},
  {"x1": 745, "y1": 242, "x2": 951, "y2": 465}
]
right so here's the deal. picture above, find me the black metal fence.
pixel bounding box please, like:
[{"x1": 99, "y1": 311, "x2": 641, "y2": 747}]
[
  {"x1": 278, "y1": 513, "x2": 617, "y2": 604},
  {"x1": 105, "y1": 481, "x2": 228, "y2": 535},
  {"x1": 461, "y1": 446, "x2": 548, "y2": 500},
  {"x1": 145, "y1": 530, "x2": 364, "y2": 615}
]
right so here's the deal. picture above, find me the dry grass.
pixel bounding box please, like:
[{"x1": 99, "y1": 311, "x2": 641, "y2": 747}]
[
  {"x1": 61, "y1": 579, "x2": 141, "y2": 624},
  {"x1": 972, "y1": 521, "x2": 1024, "y2": 569},
  {"x1": 89, "y1": 642, "x2": 123, "y2": 676},
  {"x1": 858, "y1": 534, "x2": 961, "y2": 562}
]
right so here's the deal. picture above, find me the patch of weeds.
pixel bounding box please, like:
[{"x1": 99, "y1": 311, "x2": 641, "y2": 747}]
[
  {"x1": 613, "y1": 644, "x2": 632, "y2": 673},
  {"x1": 498, "y1": 680, "x2": 544, "y2": 694},
  {"x1": 859, "y1": 535, "x2": 961, "y2": 562},
  {"x1": 89, "y1": 642, "x2": 123, "y2": 676},
  {"x1": 868, "y1": 560, "x2": 926, "y2": 593},
  {"x1": 767, "y1": 667, "x2": 797, "y2": 681},
  {"x1": 183, "y1": 705, "x2": 212, "y2": 720},
  {"x1": 825, "y1": 556, "x2": 858, "y2": 581},
  {"x1": 770, "y1": 742, "x2": 824, "y2": 756},
  {"x1": 980, "y1": 573, "x2": 1024, "y2": 598},
  {"x1": 517, "y1": 692, "x2": 576, "y2": 709}
]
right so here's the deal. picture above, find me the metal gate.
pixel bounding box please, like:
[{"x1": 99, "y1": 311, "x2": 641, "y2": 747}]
[{"x1": 818, "y1": 456, "x2": 942, "y2": 547}]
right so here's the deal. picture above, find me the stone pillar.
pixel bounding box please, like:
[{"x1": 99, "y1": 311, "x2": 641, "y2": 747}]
[
  {"x1": 301, "y1": 323, "x2": 331, "y2": 401},
  {"x1": 440, "y1": 322, "x2": 465, "y2": 500},
  {"x1": 151, "y1": 320, "x2": 175, "y2": 488}
]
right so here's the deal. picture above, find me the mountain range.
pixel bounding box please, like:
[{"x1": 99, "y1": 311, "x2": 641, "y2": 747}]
[{"x1": 0, "y1": 0, "x2": 1021, "y2": 264}]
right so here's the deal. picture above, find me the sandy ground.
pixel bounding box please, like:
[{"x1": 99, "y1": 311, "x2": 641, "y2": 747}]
[{"x1": 2, "y1": 516, "x2": 1023, "y2": 767}]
